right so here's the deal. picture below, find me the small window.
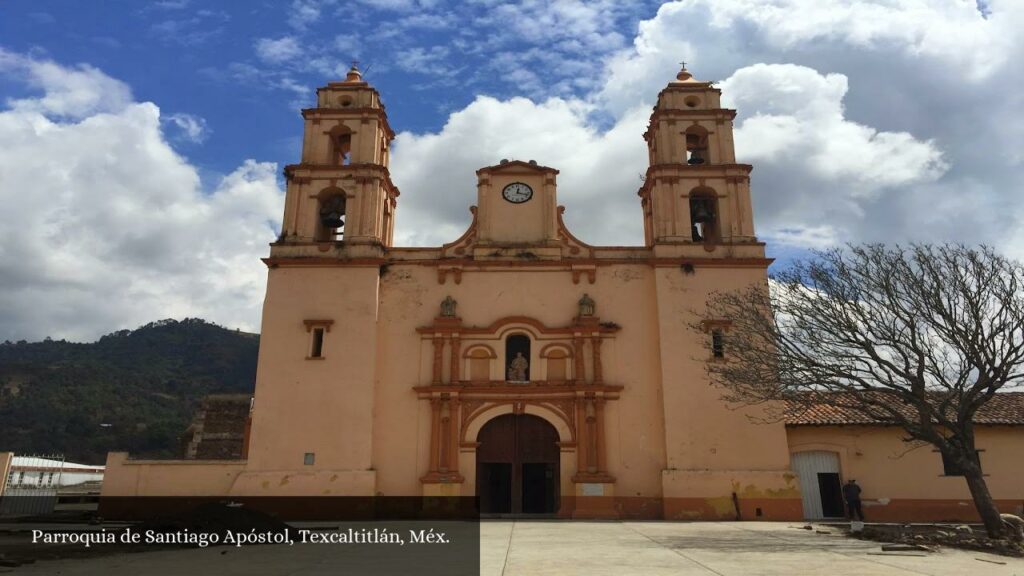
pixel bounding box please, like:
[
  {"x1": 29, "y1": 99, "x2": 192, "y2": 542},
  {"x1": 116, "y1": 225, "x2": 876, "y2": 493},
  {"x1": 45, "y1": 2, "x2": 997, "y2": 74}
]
[
  {"x1": 304, "y1": 320, "x2": 333, "y2": 359},
  {"x1": 303, "y1": 452, "x2": 315, "y2": 466},
  {"x1": 310, "y1": 328, "x2": 325, "y2": 358},
  {"x1": 941, "y1": 450, "x2": 981, "y2": 476},
  {"x1": 711, "y1": 329, "x2": 724, "y2": 358}
]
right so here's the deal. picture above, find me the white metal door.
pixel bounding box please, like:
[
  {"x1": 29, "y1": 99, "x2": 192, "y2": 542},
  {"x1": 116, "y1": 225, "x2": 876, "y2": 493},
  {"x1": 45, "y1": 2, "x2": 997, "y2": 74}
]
[{"x1": 791, "y1": 451, "x2": 840, "y2": 520}]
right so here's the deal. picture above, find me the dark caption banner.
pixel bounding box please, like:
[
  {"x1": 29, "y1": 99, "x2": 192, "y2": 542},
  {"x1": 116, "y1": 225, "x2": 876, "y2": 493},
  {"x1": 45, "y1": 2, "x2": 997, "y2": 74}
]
[{"x1": 0, "y1": 496, "x2": 481, "y2": 575}]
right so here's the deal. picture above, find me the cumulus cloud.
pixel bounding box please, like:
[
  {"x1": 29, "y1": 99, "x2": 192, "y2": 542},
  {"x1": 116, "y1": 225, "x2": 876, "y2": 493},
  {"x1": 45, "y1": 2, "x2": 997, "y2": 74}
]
[
  {"x1": 0, "y1": 50, "x2": 133, "y2": 118},
  {"x1": 255, "y1": 36, "x2": 303, "y2": 64},
  {"x1": 717, "y1": 63, "x2": 948, "y2": 241},
  {"x1": 0, "y1": 50, "x2": 283, "y2": 341}
]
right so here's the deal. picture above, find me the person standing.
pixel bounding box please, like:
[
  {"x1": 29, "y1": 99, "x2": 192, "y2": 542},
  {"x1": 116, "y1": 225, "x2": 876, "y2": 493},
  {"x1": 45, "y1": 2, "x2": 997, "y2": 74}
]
[{"x1": 843, "y1": 479, "x2": 865, "y2": 521}]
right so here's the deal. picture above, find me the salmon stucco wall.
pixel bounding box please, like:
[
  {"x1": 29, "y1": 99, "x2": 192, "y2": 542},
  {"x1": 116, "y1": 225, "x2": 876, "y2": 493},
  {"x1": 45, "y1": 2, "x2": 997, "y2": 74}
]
[
  {"x1": 787, "y1": 426, "x2": 1024, "y2": 521},
  {"x1": 100, "y1": 452, "x2": 245, "y2": 496}
]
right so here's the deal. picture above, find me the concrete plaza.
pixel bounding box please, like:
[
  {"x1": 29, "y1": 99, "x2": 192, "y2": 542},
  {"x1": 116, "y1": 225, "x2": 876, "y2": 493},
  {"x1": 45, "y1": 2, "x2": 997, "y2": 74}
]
[
  {"x1": 483, "y1": 521, "x2": 1022, "y2": 575},
  {"x1": 3, "y1": 521, "x2": 1021, "y2": 575}
]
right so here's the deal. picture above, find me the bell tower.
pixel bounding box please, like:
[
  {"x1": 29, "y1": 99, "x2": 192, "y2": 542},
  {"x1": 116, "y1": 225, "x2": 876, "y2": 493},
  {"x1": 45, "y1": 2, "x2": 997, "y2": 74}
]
[
  {"x1": 639, "y1": 65, "x2": 756, "y2": 250},
  {"x1": 277, "y1": 64, "x2": 399, "y2": 253}
]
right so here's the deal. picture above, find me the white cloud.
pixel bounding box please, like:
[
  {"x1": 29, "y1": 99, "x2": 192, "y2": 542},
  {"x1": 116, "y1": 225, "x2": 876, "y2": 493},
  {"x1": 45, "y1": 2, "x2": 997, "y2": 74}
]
[
  {"x1": 255, "y1": 36, "x2": 303, "y2": 64},
  {"x1": 288, "y1": 0, "x2": 330, "y2": 29},
  {"x1": 165, "y1": 112, "x2": 210, "y2": 143},
  {"x1": 721, "y1": 63, "x2": 947, "y2": 194},
  {"x1": 699, "y1": 0, "x2": 1012, "y2": 77},
  {"x1": 0, "y1": 50, "x2": 133, "y2": 119},
  {"x1": 0, "y1": 51, "x2": 283, "y2": 341},
  {"x1": 396, "y1": 46, "x2": 450, "y2": 73},
  {"x1": 333, "y1": 34, "x2": 361, "y2": 57},
  {"x1": 391, "y1": 96, "x2": 649, "y2": 247}
]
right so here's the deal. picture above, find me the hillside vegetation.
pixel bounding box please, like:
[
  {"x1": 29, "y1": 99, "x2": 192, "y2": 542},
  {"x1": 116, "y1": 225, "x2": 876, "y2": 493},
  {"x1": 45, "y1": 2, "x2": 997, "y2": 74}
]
[{"x1": 0, "y1": 319, "x2": 259, "y2": 464}]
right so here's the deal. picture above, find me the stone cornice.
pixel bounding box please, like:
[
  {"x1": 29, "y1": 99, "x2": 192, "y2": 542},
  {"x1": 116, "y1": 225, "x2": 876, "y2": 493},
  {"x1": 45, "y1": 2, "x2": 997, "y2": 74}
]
[{"x1": 263, "y1": 255, "x2": 771, "y2": 269}]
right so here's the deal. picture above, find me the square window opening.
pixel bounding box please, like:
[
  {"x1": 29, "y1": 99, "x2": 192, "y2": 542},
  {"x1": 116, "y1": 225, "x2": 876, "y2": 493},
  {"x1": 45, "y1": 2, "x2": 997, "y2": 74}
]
[{"x1": 303, "y1": 452, "x2": 316, "y2": 466}]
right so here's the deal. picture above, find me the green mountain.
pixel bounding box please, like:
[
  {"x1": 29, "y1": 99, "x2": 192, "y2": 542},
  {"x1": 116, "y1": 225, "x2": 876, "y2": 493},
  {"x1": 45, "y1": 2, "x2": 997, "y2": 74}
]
[{"x1": 0, "y1": 319, "x2": 259, "y2": 465}]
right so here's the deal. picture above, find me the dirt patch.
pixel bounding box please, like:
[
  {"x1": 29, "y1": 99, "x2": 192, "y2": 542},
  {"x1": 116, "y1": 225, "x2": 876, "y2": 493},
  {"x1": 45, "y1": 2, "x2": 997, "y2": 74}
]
[{"x1": 841, "y1": 523, "x2": 1024, "y2": 558}]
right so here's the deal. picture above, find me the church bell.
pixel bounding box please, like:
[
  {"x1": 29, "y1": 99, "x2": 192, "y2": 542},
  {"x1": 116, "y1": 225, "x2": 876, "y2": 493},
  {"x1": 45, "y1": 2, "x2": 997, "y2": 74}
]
[
  {"x1": 321, "y1": 213, "x2": 345, "y2": 229},
  {"x1": 691, "y1": 201, "x2": 714, "y2": 223}
]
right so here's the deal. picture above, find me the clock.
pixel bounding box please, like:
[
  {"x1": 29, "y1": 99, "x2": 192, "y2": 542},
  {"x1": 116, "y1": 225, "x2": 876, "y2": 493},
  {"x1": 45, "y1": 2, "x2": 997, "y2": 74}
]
[{"x1": 502, "y1": 182, "x2": 533, "y2": 204}]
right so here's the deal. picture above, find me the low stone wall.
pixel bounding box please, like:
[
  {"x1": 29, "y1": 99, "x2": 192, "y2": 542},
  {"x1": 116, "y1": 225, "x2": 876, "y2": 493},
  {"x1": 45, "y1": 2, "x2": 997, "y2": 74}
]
[{"x1": 100, "y1": 452, "x2": 245, "y2": 497}]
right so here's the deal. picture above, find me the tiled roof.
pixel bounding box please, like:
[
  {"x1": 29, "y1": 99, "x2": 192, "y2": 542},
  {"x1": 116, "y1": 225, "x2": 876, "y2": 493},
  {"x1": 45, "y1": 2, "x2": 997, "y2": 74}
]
[{"x1": 784, "y1": 392, "x2": 1024, "y2": 426}]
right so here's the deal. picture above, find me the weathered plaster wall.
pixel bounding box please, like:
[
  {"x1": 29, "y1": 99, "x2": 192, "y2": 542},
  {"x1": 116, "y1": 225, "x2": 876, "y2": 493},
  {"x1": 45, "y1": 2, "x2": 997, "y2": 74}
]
[
  {"x1": 787, "y1": 426, "x2": 1024, "y2": 521},
  {"x1": 240, "y1": 265, "x2": 380, "y2": 495},
  {"x1": 100, "y1": 452, "x2": 244, "y2": 496}
]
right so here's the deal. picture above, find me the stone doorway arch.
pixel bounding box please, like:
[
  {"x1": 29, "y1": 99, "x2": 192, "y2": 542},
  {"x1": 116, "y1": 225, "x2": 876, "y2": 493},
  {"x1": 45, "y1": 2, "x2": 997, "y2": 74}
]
[{"x1": 476, "y1": 413, "x2": 560, "y2": 515}]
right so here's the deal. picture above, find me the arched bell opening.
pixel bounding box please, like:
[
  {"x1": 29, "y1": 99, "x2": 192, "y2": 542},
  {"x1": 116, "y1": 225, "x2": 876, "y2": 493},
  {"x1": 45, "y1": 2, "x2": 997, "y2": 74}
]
[
  {"x1": 328, "y1": 125, "x2": 353, "y2": 166},
  {"x1": 684, "y1": 126, "x2": 710, "y2": 165},
  {"x1": 317, "y1": 191, "x2": 346, "y2": 242},
  {"x1": 688, "y1": 187, "x2": 718, "y2": 243}
]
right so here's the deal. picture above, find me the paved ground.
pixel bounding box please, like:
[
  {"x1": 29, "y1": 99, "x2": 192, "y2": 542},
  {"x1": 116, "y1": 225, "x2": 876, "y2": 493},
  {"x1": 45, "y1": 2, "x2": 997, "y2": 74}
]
[
  {"x1": 483, "y1": 522, "x2": 1024, "y2": 575},
  {"x1": 3, "y1": 521, "x2": 1022, "y2": 575}
]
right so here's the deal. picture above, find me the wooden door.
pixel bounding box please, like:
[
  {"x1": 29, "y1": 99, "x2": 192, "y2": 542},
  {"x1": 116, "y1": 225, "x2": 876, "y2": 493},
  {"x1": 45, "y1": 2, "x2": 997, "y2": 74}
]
[{"x1": 476, "y1": 414, "x2": 559, "y2": 514}]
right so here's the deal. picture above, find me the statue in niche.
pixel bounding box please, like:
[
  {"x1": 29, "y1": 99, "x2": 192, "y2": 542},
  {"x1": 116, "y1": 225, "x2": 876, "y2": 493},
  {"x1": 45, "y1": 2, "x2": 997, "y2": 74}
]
[
  {"x1": 578, "y1": 293, "x2": 596, "y2": 317},
  {"x1": 440, "y1": 296, "x2": 457, "y2": 318},
  {"x1": 507, "y1": 352, "x2": 529, "y2": 382}
]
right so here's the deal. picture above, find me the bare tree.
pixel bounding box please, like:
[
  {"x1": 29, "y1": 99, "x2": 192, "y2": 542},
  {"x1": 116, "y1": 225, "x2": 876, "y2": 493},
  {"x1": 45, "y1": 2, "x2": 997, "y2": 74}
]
[{"x1": 700, "y1": 244, "x2": 1024, "y2": 537}]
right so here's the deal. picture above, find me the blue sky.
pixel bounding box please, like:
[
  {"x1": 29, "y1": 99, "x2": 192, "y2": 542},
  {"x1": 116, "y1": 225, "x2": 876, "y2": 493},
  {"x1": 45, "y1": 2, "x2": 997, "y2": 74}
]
[
  {"x1": 0, "y1": 1, "x2": 660, "y2": 177},
  {"x1": 0, "y1": 1, "x2": 1021, "y2": 340}
]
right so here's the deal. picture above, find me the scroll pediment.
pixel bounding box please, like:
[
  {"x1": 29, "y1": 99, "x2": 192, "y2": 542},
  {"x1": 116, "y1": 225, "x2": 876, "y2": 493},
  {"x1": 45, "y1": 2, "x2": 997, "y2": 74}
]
[{"x1": 440, "y1": 205, "x2": 594, "y2": 259}]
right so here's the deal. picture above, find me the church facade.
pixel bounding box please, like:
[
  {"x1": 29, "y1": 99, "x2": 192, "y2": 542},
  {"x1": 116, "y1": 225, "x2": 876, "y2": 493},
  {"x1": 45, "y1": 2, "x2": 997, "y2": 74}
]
[{"x1": 101, "y1": 66, "x2": 1024, "y2": 521}]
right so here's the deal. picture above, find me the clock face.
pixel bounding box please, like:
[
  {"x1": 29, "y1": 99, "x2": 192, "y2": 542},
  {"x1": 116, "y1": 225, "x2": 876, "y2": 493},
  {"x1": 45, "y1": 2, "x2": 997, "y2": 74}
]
[{"x1": 502, "y1": 182, "x2": 533, "y2": 204}]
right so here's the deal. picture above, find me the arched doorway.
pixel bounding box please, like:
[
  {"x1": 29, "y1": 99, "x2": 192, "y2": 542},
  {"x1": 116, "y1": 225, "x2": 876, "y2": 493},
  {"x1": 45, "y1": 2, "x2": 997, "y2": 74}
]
[{"x1": 476, "y1": 413, "x2": 559, "y2": 515}]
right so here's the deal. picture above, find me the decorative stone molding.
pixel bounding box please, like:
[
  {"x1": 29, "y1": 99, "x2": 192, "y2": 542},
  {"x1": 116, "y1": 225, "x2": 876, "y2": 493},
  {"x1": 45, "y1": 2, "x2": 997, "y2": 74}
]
[{"x1": 303, "y1": 319, "x2": 334, "y2": 332}]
